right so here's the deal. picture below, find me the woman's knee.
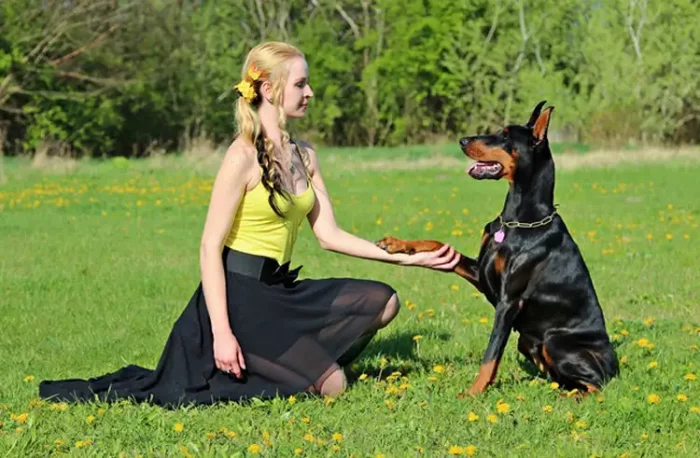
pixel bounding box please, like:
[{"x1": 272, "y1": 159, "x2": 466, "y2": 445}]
[{"x1": 376, "y1": 293, "x2": 400, "y2": 328}]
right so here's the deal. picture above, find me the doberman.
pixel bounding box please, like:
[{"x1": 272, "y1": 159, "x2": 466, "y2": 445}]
[{"x1": 377, "y1": 101, "x2": 619, "y2": 396}]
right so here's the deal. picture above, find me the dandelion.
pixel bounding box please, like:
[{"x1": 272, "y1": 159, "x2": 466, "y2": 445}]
[
  {"x1": 412, "y1": 335, "x2": 423, "y2": 342},
  {"x1": 450, "y1": 284, "x2": 459, "y2": 291},
  {"x1": 358, "y1": 373, "x2": 368, "y2": 381},
  {"x1": 247, "y1": 444, "x2": 261, "y2": 454},
  {"x1": 647, "y1": 394, "x2": 661, "y2": 404},
  {"x1": 690, "y1": 406, "x2": 700, "y2": 414},
  {"x1": 677, "y1": 394, "x2": 688, "y2": 402},
  {"x1": 87, "y1": 415, "x2": 95, "y2": 424},
  {"x1": 331, "y1": 445, "x2": 341, "y2": 452},
  {"x1": 685, "y1": 373, "x2": 696, "y2": 381},
  {"x1": 496, "y1": 401, "x2": 510, "y2": 414},
  {"x1": 10, "y1": 413, "x2": 28, "y2": 424},
  {"x1": 648, "y1": 361, "x2": 658, "y2": 369},
  {"x1": 75, "y1": 439, "x2": 94, "y2": 448},
  {"x1": 468, "y1": 411, "x2": 479, "y2": 422},
  {"x1": 302, "y1": 417, "x2": 310, "y2": 424},
  {"x1": 550, "y1": 382, "x2": 560, "y2": 390},
  {"x1": 206, "y1": 432, "x2": 216, "y2": 440},
  {"x1": 23, "y1": 375, "x2": 34, "y2": 383},
  {"x1": 479, "y1": 317, "x2": 488, "y2": 324},
  {"x1": 288, "y1": 395, "x2": 297, "y2": 404},
  {"x1": 448, "y1": 445, "x2": 464, "y2": 455},
  {"x1": 641, "y1": 433, "x2": 649, "y2": 440},
  {"x1": 543, "y1": 405, "x2": 553, "y2": 413},
  {"x1": 332, "y1": 432, "x2": 344, "y2": 442},
  {"x1": 433, "y1": 365, "x2": 445, "y2": 374},
  {"x1": 487, "y1": 414, "x2": 498, "y2": 423},
  {"x1": 173, "y1": 422, "x2": 184, "y2": 432},
  {"x1": 303, "y1": 433, "x2": 315, "y2": 442},
  {"x1": 294, "y1": 448, "x2": 303, "y2": 455},
  {"x1": 466, "y1": 445, "x2": 477, "y2": 456},
  {"x1": 575, "y1": 421, "x2": 588, "y2": 429},
  {"x1": 644, "y1": 317, "x2": 655, "y2": 326}
]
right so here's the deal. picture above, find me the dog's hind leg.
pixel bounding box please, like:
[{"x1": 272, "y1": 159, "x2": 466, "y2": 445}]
[{"x1": 541, "y1": 330, "x2": 619, "y2": 393}]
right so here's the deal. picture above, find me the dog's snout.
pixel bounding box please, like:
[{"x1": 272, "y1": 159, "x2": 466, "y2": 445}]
[{"x1": 459, "y1": 137, "x2": 470, "y2": 148}]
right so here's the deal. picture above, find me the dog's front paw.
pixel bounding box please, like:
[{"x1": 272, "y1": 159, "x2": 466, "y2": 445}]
[{"x1": 376, "y1": 236, "x2": 414, "y2": 254}]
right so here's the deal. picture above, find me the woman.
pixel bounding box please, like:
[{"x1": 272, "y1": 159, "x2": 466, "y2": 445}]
[{"x1": 39, "y1": 42, "x2": 459, "y2": 408}]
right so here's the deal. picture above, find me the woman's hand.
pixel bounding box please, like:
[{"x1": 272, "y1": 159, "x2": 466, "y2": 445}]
[
  {"x1": 213, "y1": 330, "x2": 246, "y2": 379},
  {"x1": 401, "y1": 244, "x2": 461, "y2": 272}
]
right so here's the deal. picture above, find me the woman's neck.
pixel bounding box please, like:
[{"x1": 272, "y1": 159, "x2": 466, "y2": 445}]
[{"x1": 259, "y1": 104, "x2": 282, "y2": 149}]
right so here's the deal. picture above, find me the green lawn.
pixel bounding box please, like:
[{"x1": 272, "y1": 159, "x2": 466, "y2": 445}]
[{"x1": 1, "y1": 152, "x2": 698, "y2": 457}]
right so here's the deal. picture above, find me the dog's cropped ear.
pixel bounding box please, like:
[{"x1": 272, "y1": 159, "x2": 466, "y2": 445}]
[
  {"x1": 532, "y1": 106, "x2": 554, "y2": 143},
  {"x1": 526, "y1": 100, "x2": 547, "y2": 128}
]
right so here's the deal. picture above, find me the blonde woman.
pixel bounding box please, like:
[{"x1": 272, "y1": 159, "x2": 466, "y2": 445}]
[{"x1": 40, "y1": 42, "x2": 459, "y2": 407}]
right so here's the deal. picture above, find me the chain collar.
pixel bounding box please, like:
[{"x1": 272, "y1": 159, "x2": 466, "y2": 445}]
[{"x1": 498, "y1": 205, "x2": 559, "y2": 229}]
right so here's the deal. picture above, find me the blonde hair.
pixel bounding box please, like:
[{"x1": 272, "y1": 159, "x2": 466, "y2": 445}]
[{"x1": 234, "y1": 41, "x2": 310, "y2": 217}]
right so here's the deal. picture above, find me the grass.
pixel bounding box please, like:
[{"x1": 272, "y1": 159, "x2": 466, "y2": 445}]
[{"x1": 0, "y1": 149, "x2": 699, "y2": 457}]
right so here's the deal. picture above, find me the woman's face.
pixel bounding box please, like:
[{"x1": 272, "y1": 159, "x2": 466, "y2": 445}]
[{"x1": 281, "y1": 56, "x2": 313, "y2": 118}]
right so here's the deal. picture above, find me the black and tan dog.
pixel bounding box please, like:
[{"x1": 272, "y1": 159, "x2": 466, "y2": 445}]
[{"x1": 377, "y1": 101, "x2": 619, "y2": 395}]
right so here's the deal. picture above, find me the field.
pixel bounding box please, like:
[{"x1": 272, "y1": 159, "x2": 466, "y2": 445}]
[{"x1": 1, "y1": 146, "x2": 699, "y2": 457}]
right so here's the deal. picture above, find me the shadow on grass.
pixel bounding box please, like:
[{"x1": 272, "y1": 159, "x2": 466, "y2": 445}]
[{"x1": 344, "y1": 328, "x2": 478, "y2": 383}]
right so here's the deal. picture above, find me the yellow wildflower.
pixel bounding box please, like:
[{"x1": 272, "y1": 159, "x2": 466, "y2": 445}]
[
  {"x1": 487, "y1": 414, "x2": 498, "y2": 423},
  {"x1": 685, "y1": 373, "x2": 696, "y2": 381},
  {"x1": 676, "y1": 394, "x2": 688, "y2": 402},
  {"x1": 173, "y1": 422, "x2": 184, "y2": 432},
  {"x1": 247, "y1": 444, "x2": 261, "y2": 454},
  {"x1": 647, "y1": 394, "x2": 661, "y2": 404},
  {"x1": 433, "y1": 365, "x2": 445, "y2": 374},
  {"x1": 467, "y1": 411, "x2": 479, "y2": 422},
  {"x1": 543, "y1": 405, "x2": 553, "y2": 413}
]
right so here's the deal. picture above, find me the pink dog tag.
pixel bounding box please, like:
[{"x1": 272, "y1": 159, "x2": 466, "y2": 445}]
[{"x1": 494, "y1": 229, "x2": 505, "y2": 243}]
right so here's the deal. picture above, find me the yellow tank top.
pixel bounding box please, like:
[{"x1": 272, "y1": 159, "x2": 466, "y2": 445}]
[{"x1": 224, "y1": 168, "x2": 316, "y2": 265}]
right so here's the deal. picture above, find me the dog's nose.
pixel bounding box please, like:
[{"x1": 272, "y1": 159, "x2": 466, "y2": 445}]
[{"x1": 459, "y1": 137, "x2": 470, "y2": 148}]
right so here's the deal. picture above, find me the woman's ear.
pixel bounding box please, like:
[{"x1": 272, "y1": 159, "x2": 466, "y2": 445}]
[{"x1": 260, "y1": 81, "x2": 273, "y2": 104}]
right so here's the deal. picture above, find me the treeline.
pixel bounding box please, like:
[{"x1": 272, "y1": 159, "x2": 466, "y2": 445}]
[{"x1": 1, "y1": 0, "x2": 699, "y2": 157}]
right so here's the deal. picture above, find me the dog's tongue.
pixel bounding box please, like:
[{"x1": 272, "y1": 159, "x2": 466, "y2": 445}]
[{"x1": 467, "y1": 161, "x2": 503, "y2": 179}]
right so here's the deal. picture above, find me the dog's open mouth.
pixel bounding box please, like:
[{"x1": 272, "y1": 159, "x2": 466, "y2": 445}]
[{"x1": 467, "y1": 161, "x2": 504, "y2": 179}]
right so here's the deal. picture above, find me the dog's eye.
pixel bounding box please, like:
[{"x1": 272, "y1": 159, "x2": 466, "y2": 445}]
[{"x1": 501, "y1": 127, "x2": 509, "y2": 136}]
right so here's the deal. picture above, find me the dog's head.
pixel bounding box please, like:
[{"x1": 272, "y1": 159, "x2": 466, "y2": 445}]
[{"x1": 459, "y1": 101, "x2": 554, "y2": 183}]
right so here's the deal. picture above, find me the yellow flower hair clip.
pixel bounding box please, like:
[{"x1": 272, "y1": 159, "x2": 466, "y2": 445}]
[
  {"x1": 234, "y1": 63, "x2": 266, "y2": 103},
  {"x1": 234, "y1": 80, "x2": 256, "y2": 103}
]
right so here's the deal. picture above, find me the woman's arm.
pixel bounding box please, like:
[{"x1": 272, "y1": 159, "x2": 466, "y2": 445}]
[
  {"x1": 199, "y1": 140, "x2": 256, "y2": 377},
  {"x1": 304, "y1": 143, "x2": 460, "y2": 271}
]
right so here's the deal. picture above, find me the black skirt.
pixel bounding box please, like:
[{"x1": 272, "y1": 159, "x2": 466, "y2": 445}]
[{"x1": 39, "y1": 247, "x2": 396, "y2": 408}]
